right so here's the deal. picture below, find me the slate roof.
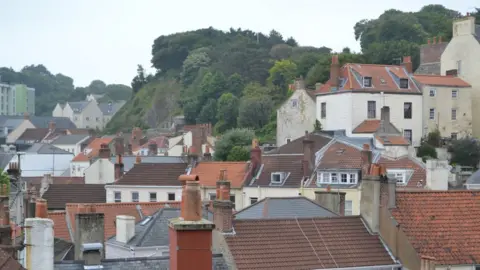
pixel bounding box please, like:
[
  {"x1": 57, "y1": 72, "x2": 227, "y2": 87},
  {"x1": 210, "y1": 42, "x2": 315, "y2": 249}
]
[
  {"x1": 317, "y1": 62, "x2": 421, "y2": 94},
  {"x1": 106, "y1": 155, "x2": 184, "y2": 172},
  {"x1": 413, "y1": 75, "x2": 471, "y2": 87},
  {"x1": 466, "y1": 168, "x2": 480, "y2": 186},
  {"x1": 25, "y1": 143, "x2": 72, "y2": 154},
  {"x1": 316, "y1": 142, "x2": 363, "y2": 170},
  {"x1": 51, "y1": 134, "x2": 89, "y2": 145},
  {"x1": 107, "y1": 208, "x2": 213, "y2": 248},
  {"x1": 234, "y1": 197, "x2": 337, "y2": 220},
  {"x1": 41, "y1": 184, "x2": 106, "y2": 209},
  {"x1": 0, "y1": 153, "x2": 13, "y2": 169},
  {"x1": 98, "y1": 101, "x2": 125, "y2": 115},
  {"x1": 391, "y1": 190, "x2": 480, "y2": 265},
  {"x1": 29, "y1": 116, "x2": 77, "y2": 129},
  {"x1": 251, "y1": 154, "x2": 305, "y2": 187},
  {"x1": 225, "y1": 216, "x2": 396, "y2": 269},
  {"x1": 114, "y1": 163, "x2": 188, "y2": 186},
  {"x1": 54, "y1": 254, "x2": 229, "y2": 270},
  {"x1": 191, "y1": 162, "x2": 248, "y2": 188},
  {"x1": 24, "y1": 176, "x2": 85, "y2": 185},
  {"x1": 414, "y1": 42, "x2": 447, "y2": 75},
  {"x1": 53, "y1": 238, "x2": 74, "y2": 261},
  {"x1": 379, "y1": 156, "x2": 426, "y2": 188},
  {"x1": 49, "y1": 202, "x2": 182, "y2": 241},
  {"x1": 67, "y1": 101, "x2": 90, "y2": 112},
  {"x1": 16, "y1": 128, "x2": 51, "y2": 142},
  {"x1": 269, "y1": 132, "x2": 332, "y2": 154},
  {"x1": 0, "y1": 248, "x2": 24, "y2": 270}
]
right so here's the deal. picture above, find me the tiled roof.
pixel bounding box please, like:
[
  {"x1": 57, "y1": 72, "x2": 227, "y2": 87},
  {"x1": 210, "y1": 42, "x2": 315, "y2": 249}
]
[
  {"x1": 16, "y1": 128, "x2": 50, "y2": 142},
  {"x1": 317, "y1": 142, "x2": 362, "y2": 170},
  {"x1": 375, "y1": 135, "x2": 410, "y2": 146},
  {"x1": 378, "y1": 156, "x2": 426, "y2": 188},
  {"x1": 114, "y1": 163, "x2": 187, "y2": 186},
  {"x1": 253, "y1": 154, "x2": 305, "y2": 187},
  {"x1": 0, "y1": 248, "x2": 24, "y2": 270},
  {"x1": 191, "y1": 162, "x2": 248, "y2": 188},
  {"x1": 225, "y1": 216, "x2": 395, "y2": 269},
  {"x1": 41, "y1": 184, "x2": 106, "y2": 209},
  {"x1": 68, "y1": 101, "x2": 90, "y2": 112},
  {"x1": 105, "y1": 155, "x2": 184, "y2": 172},
  {"x1": 270, "y1": 133, "x2": 332, "y2": 154},
  {"x1": 49, "y1": 201, "x2": 181, "y2": 241},
  {"x1": 317, "y1": 63, "x2": 421, "y2": 94},
  {"x1": 138, "y1": 136, "x2": 169, "y2": 149},
  {"x1": 25, "y1": 143, "x2": 72, "y2": 154},
  {"x1": 24, "y1": 176, "x2": 84, "y2": 185},
  {"x1": 72, "y1": 137, "x2": 113, "y2": 162},
  {"x1": 352, "y1": 120, "x2": 381, "y2": 133},
  {"x1": 391, "y1": 190, "x2": 480, "y2": 265},
  {"x1": 29, "y1": 116, "x2": 76, "y2": 129},
  {"x1": 413, "y1": 75, "x2": 471, "y2": 87},
  {"x1": 234, "y1": 197, "x2": 337, "y2": 220}
]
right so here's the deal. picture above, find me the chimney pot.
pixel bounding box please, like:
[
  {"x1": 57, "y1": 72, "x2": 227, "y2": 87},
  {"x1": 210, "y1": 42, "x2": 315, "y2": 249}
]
[
  {"x1": 427, "y1": 38, "x2": 431, "y2": 45},
  {"x1": 98, "y1": 144, "x2": 111, "y2": 159},
  {"x1": 214, "y1": 177, "x2": 233, "y2": 233},
  {"x1": 250, "y1": 139, "x2": 262, "y2": 177},
  {"x1": 135, "y1": 154, "x2": 141, "y2": 164},
  {"x1": 35, "y1": 198, "x2": 48, "y2": 218},
  {"x1": 182, "y1": 180, "x2": 202, "y2": 221}
]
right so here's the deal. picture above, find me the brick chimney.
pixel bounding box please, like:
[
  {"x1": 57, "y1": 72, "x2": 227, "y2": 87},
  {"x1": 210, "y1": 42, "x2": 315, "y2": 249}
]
[
  {"x1": 148, "y1": 141, "x2": 158, "y2": 156},
  {"x1": 187, "y1": 146, "x2": 199, "y2": 165},
  {"x1": 361, "y1": 144, "x2": 372, "y2": 176},
  {"x1": 114, "y1": 154, "x2": 124, "y2": 181},
  {"x1": 213, "y1": 169, "x2": 233, "y2": 233},
  {"x1": 427, "y1": 38, "x2": 431, "y2": 45},
  {"x1": 402, "y1": 56, "x2": 413, "y2": 74},
  {"x1": 98, "y1": 144, "x2": 111, "y2": 159},
  {"x1": 302, "y1": 131, "x2": 314, "y2": 177},
  {"x1": 135, "y1": 154, "x2": 141, "y2": 164},
  {"x1": 169, "y1": 175, "x2": 214, "y2": 270},
  {"x1": 74, "y1": 204, "x2": 105, "y2": 265},
  {"x1": 330, "y1": 54, "x2": 340, "y2": 88},
  {"x1": 203, "y1": 145, "x2": 212, "y2": 161},
  {"x1": 250, "y1": 139, "x2": 262, "y2": 177},
  {"x1": 114, "y1": 137, "x2": 124, "y2": 155},
  {"x1": 314, "y1": 191, "x2": 346, "y2": 216},
  {"x1": 360, "y1": 163, "x2": 386, "y2": 233},
  {"x1": 35, "y1": 198, "x2": 48, "y2": 218},
  {"x1": 48, "y1": 120, "x2": 56, "y2": 132}
]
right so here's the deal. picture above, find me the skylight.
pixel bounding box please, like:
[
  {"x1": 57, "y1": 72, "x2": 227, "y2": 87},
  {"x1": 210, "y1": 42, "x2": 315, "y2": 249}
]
[{"x1": 140, "y1": 216, "x2": 152, "y2": 226}]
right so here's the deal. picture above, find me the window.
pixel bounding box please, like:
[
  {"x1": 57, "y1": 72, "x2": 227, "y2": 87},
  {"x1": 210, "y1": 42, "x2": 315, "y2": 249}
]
[
  {"x1": 429, "y1": 108, "x2": 435, "y2": 120},
  {"x1": 429, "y1": 88, "x2": 436, "y2": 97},
  {"x1": 96, "y1": 117, "x2": 100, "y2": 122},
  {"x1": 285, "y1": 138, "x2": 291, "y2": 144},
  {"x1": 149, "y1": 192, "x2": 157, "y2": 202},
  {"x1": 345, "y1": 200, "x2": 353, "y2": 216},
  {"x1": 387, "y1": 170, "x2": 407, "y2": 185},
  {"x1": 271, "y1": 173, "x2": 283, "y2": 184},
  {"x1": 363, "y1": 77, "x2": 372, "y2": 87},
  {"x1": 209, "y1": 193, "x2": 216, "y2": 200},
  {"x1": 85, "y1": 117, "x2": 90, "y2": 121},
  {"x1": 403, "y1": 129, "x2": 412, "y2": 143},
  {"x1": 340, "y1": 173, "x2": 348, "y2": 183},
  {"x1": 230, "y1": 195, "x2": 236, "y2": 208},
  {"x1": 452, "y1": 89, "x2": 458, "y2": 98},
  {"x1": 114, "y1": 192, "x2": 121, "y2": 203},
  {"x1": 331, "y1": 173, "x2": 338, "y2": 183},
  {"x1": 168, "y1": 193, "x2": 175, "y2": 201},
  {"x1": 457, "y1": 60, "x2": 462, "y2": 75},
  {"x1": 403, "y1": 102, "x2": 412, "y2": 119},
  {"x1": 321, "y1": 102, "x2": 326, "y2": 119},
  {"x1": 317, "y1": 172, "x2": 358, "y2": 185},
  {"x1": 367, "y1": 101, "x2": 376, "y2": 119},
  {"x1": 291, "y1": 99, "x2": 298, "y2": 108},
  {"x1": 349, "y1": 173, "x2": 356, "y2": 184},
  {"x1": 451, "y1": 133, "x2": 458, "y2": 140},
  {"x1": 131, "y1": 192, "x2": 139, "y2": 202},
  {"x1": 399, "y1": 78, "x2": 409, "y2": 89},
  {"x1": 250, "y1": 197, "x2": 258, "y2": 204},
  {"x1": 451, "y1": 109, "x2": 457, "y2": 120}
]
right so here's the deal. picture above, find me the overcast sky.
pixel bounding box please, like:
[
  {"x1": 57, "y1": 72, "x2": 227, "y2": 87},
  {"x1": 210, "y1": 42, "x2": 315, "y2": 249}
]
[{"x1": 0, "y1": 0, "x2": 474, "y2": 87}]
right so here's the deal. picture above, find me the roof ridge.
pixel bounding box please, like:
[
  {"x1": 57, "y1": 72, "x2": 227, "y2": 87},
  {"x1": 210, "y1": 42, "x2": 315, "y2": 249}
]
[{"x1": 235, "y1": 215, "x2": 361, "y2": 222}]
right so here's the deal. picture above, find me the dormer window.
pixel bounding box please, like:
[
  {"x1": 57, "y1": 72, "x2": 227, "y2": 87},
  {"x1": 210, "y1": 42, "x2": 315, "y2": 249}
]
[
  {"x1": 386, "y1": 169, "x2": 408, "y2": 185},
  {"x1": 271, "y1": 172, "x2": 284, "y2": 184},
  {"x1": 399, "y1": 78, "x2": 409, "y2": 89},
  {"x1": 363, "y1": 77, "x2": 372, "y2": 87}
]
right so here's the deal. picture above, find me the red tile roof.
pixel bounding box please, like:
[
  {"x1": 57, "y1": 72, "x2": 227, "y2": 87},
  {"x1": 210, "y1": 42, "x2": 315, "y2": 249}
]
[
  {"x1": 114, "y1": 163, "x2": 187, "y2": 185},
  {"x1": 413, "y1": 75, "x2": 471, "y2": 87},
  {"x1": 352, "y1": 120, "x2": 381, "y2": 133},
  {"x1": 225, "y1": 216, "x2": 395, "y2": 269},
  {"x1": 379, "y1": 156, "x2": 426, "y2": 188},
  {"x1": 376, "y1": 135, "x2": 410, "y2": 146},
  {"x1": 391, "y1": 191, "x2": 480, "y2": 265},
  {"x1": 191, "y1": 162, "x2": 248, "y2": 188},
  {"x1": 49, "y1": 201, "x2": 181, "y2": 241},
  {"x1": 317, "y1": 63, "x2": 421, "y2": 94},
  {"x1": 72, "y1": 137, "x2": 113, "y2": 162}
]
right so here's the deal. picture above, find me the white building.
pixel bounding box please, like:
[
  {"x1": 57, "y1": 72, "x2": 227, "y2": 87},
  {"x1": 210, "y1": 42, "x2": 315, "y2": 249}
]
[
  {"x1": 51, "y1": 134, "x2": 91, "y2": 156},
  {"x1": 316, "y1": 55, "x2": 423, "y2": 146}
]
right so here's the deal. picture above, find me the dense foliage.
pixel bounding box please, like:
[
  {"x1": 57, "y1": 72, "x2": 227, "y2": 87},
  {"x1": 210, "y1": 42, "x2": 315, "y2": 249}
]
[
  {"x1": 213, "y1": 128, "x2": 255, "y2": 161},
  {"x1": 449, "y1": 138, "x2": 480, "y2": 168},
  {"x1": 104, "y1": 5, "x2": 478, "y2": 140},
  {"x1": 0, "y1": 65, "x2": 132, "y2": 116}
]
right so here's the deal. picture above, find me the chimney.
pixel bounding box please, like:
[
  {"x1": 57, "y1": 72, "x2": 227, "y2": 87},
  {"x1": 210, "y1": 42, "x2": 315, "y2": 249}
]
[
  {"x1": 420, "y1": 256, "x2": 436, "y2": 270},
  {"x1": 74, "y1": 204, "x2": 105, "y2": 264},
  {"x1": 187, "y1": 146, "x2": 199, "y2": 165},
  {"x1": 114, "y1": 155, "x2": 124, "y2": 181},
  {"x1": 302, "y1": 131, "x2": 314, "y2": 177},
  {"x1": 135, "y1": 154, "x2": 141, "y2": 164},
  {"x1": 361, "y1": 144, "x2": 372, "y2": 176},
  {"x1": 380, "y1": 106, "x2": 391, "y2": 131},
  {"x1": 294, "y1": 77, "x2": 306, "y2": 90},
  {"x1": 0, "y1": 185, "x2": 11, "y2": 245},
  {"x1": 98, "y1": 144, "x2": 111, "y2": 159},
  {"x1": 213, "y1": 169, "x2": 233, "y2": 233},
  {"x1": 426, "y1": 160, "x2": 449, "y2": 191},
  {"x1": 35, "y1": 198, "x2": 48, "y2": 218},
  {"x1": 453, "y1": 16, "x2": 475, "y2": 37},
  {"x1": 314, "y1": 191, "x2": 346, "y2": 216},
  {"x1": 114, "y1": 137, "x2": 124, "y2": 155},
  {"x1": 23, "y1": 112, "x2": 29, "y2": 120},
  {"x1": 433, "y1": 36, "x2": 437, "y2": 44},
  {"x1": 250, "y1": 139, "x2": 262, "y2": 177},
  {"x1": 7, "y1": 162, "x2": 19, "y2": 178},
  {"x1": 402, "y1": 56, "x2": 413, "y2": 74},
  {"x1": 169, "y1": 176, "x2": 214, "y2": 270},
  {"x1": 427, "y1": 38, "x2": 431, "y2": 45},
  {"x1": 178, "y1": 175, "x2": 199, "y2": 218},
  {"x1": 40, "y1": 174, "x2": 52, "y2": 197},
  {"x1": 330, "y1": 54, "x2": 340, "y2": 88},
  {"x1": 24, "y1": 199, "x2": 54, "y2": 270},
  {"x1": 148, "y1": 141, "x2": 158, "y2": 156},
  {"x1": 203, "y1": 145, "x2": 212, "y2": 161},
  {"x1": 127, "y1": 144, "x2": 133, "y2": 155},
  {"x1": 48, "y1": 121, "x2": 56, "y2": 131},
  {"x1": 360, "y1": 163, "x2": 386, "y2": 233},
  {"x1": 115, "y1": 215, "x2": 135, "y2": 244}
]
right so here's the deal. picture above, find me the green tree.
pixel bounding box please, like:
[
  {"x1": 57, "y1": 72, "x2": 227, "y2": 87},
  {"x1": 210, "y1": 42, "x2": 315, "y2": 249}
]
[
  {"x1": 242, "y1": 82, "x2": 272, "y2": 97},
  {"x1": 213, "y1": 128, "x2": 255, "y2": 161},
  {"x1": 180, "y1": 48, "x2": 211, "y2": 85},
  {"x1": 215, "y1": 93, "x2": 239, "y2": 133},
  {"x1": 227, "y1": 146, "x2": 250, "y2": 161},
  {"x1": 238, "y1": 96, "x2": 274, "y2": 129},
  {"x1": 0, "y1": 171, "x2": 10, "y2": 194},
  {"x1": 226, "y1": 73, "x2": 245, "y2": 97},
  {"x1": 449, "y1": 138, "x2": 480, "y2": 168},
  {"x1": 364, "y1": 40, "x2": 420, "y2": 68},
  {"x1": 416, "y1": 143, "x2": 437, "y2": 162},
  {"x1": 426, "y1": 129, "x2": 441, "y2": 147},
  {"x1": 197, "y1": 99, "x2": 217, "y2": 124}
]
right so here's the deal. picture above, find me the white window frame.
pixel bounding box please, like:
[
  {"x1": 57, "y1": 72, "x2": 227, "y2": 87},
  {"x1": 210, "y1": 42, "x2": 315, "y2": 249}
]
[
  {"x1": 317, "y1": 171, "x2": 358, "y2": 185},
  {"x1": 451, "y1": 109, "x2": 457, "y2": 120},
  {"x1": 403, "y1": 129, "x2": 412, "y2": 143},
  {"x1": 114, "y1": 191, "x2": 121, "y2": 203},
  {"x1": 387, "y1": 170, "x2": 407, "y2": 185},
  {"x1": 429, "y1": 88, "x2": 436, "y2": 97},
  {"x1": 250, "y1": 197, "x2": 258, "y2": 204},
  {"x1": 429, "y1": 108, "x2": 435, "y2": 120},
  {"x1": 167, "y1": 193, "x2": 175, "y2": 201},
  {"x1": 452, "y1": 89, "x2": 458, "y2": 98},
  {"x1": 149, "y1": 192, "x2": 157, "y2": 202},
  {"x1": 291, "y1": 99, "x2": 299, "y2": 109},
  {"x1": 399, "y1": 78, "x2": 409, "y2": 89},
  {"x1": 271, "y1": 172, "x2": 283, "y2": 184},
  {"x1": 363, "y1": 77, "x2": 372, "y2": 88},
  {"x1": 321, "y1": 102, "x2": 326, "y2": 119},
  {"x1": 340, "y1": 173, "x2": 348, "y2": 183},
  {"x1": 209, "y1": 193, "x2": 216, "y2": 201},
  {"x1": 131, "y1": 192, "x2": 139, "y2": 202},
  {"x1": 345, "y1": 200, "x2": 353, "y2": 216}
]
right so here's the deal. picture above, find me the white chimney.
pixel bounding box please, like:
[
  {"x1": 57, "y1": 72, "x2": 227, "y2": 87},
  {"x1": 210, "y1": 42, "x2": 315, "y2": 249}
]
[
  {"x1": 116, "y1": 215, "x2": 135, "y2": 243},
  {"x1": 426, "y1": 159, "x2": 449, "y2": 191},
  {"x1": 24, "y1": 217, "x2": 54, "y2": 270},
  {"x1": 453, "y1": 16, "x2": 475, "y2": 37}
]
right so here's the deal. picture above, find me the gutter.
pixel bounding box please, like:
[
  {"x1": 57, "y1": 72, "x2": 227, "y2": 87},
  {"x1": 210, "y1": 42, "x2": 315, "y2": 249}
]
[{"x1": 317, "y1": 264, "x2": 402, "y2": 270}]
